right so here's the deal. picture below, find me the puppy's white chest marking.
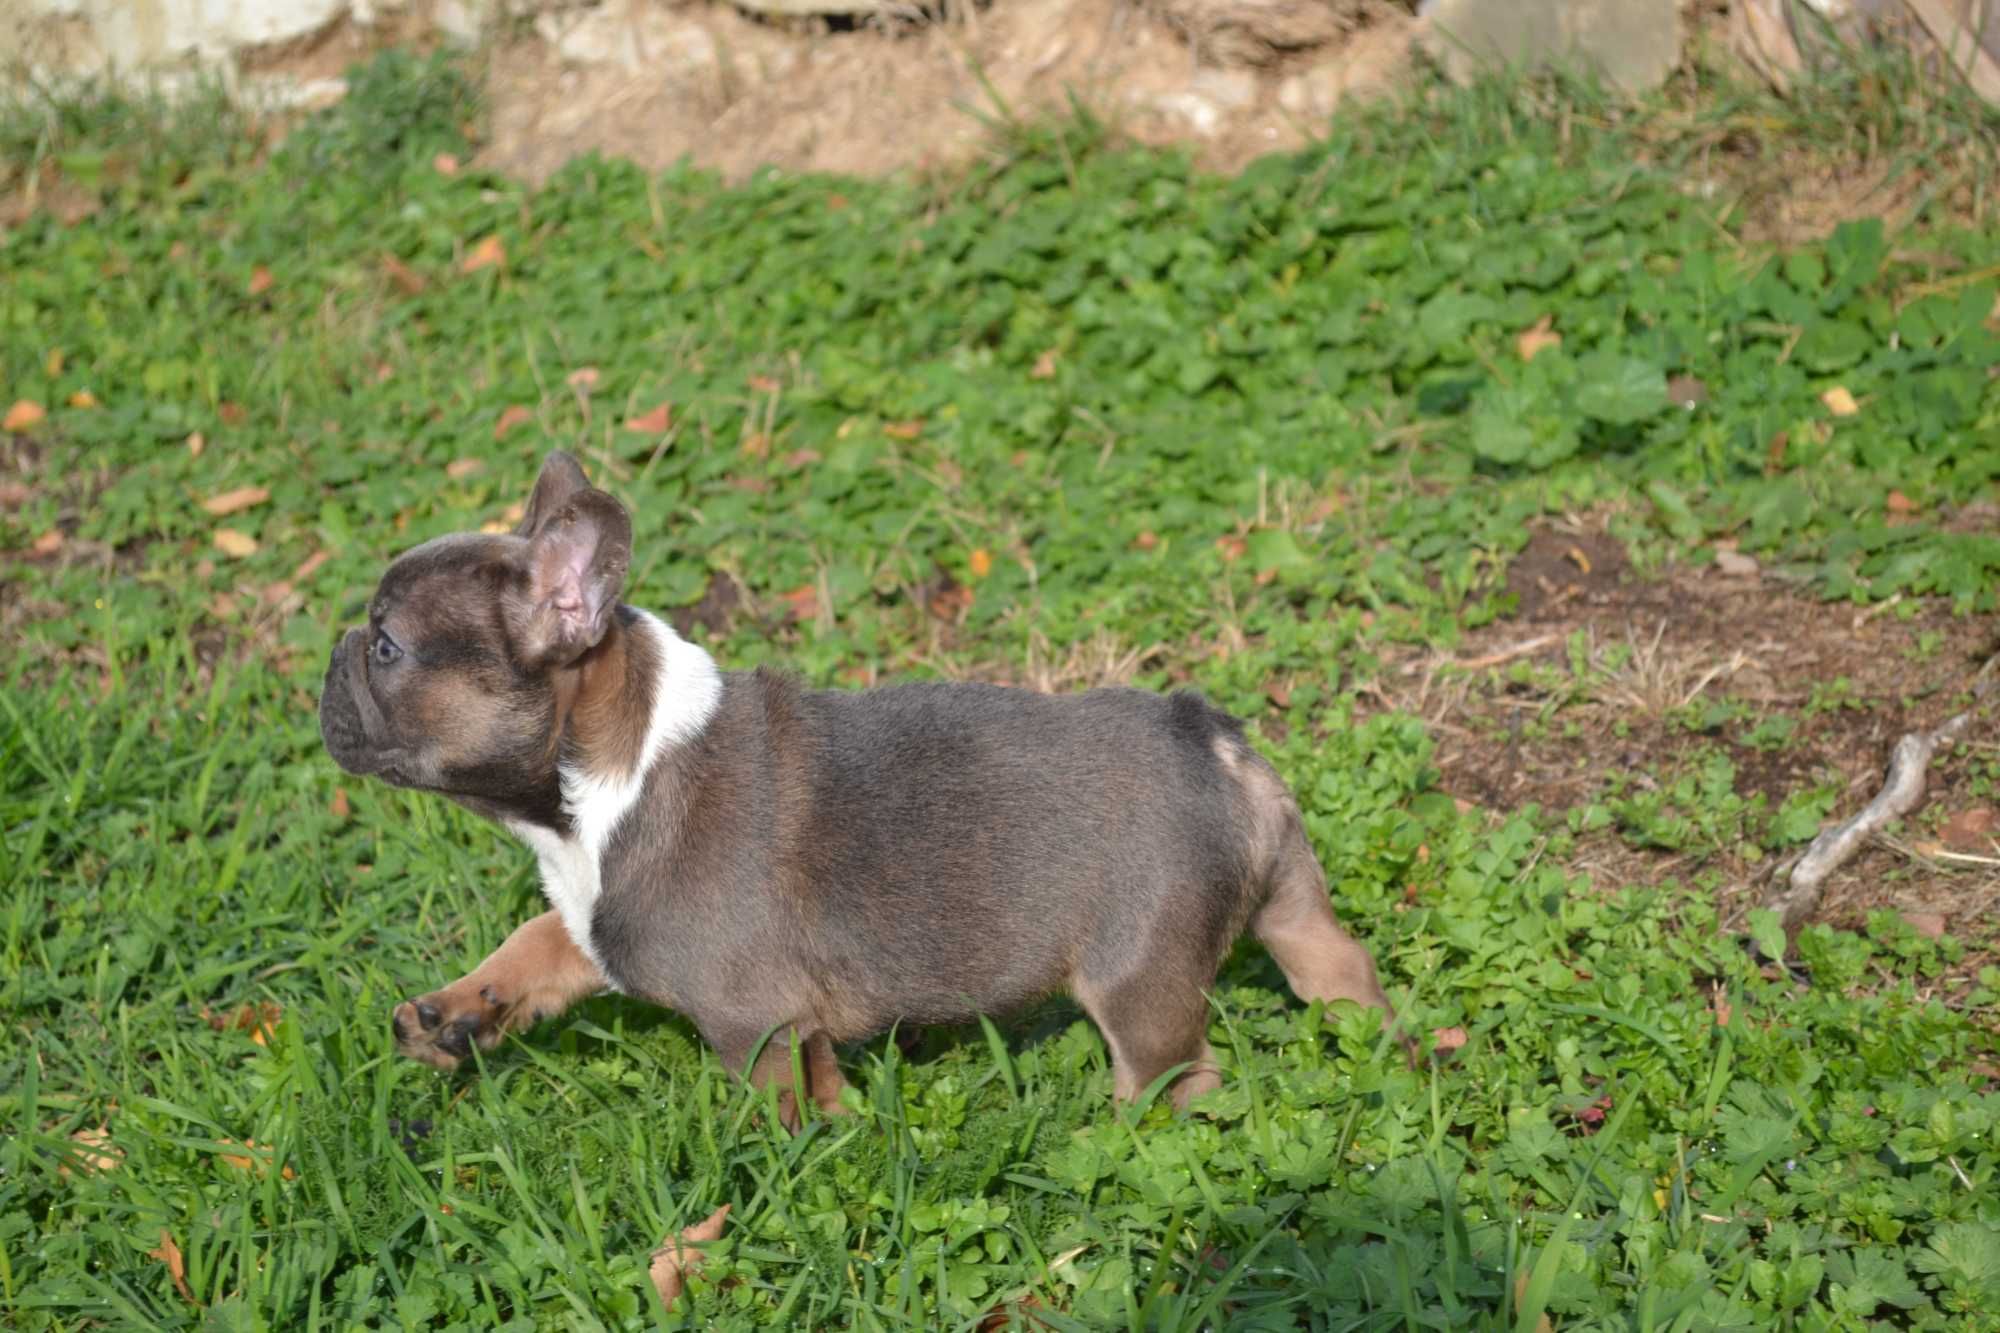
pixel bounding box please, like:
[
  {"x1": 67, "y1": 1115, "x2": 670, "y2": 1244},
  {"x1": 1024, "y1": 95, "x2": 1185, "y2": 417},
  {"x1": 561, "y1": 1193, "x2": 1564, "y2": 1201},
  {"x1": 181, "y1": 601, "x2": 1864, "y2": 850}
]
[{"x1": 507, "y1": 611, "x2": 721, "y2": 984}]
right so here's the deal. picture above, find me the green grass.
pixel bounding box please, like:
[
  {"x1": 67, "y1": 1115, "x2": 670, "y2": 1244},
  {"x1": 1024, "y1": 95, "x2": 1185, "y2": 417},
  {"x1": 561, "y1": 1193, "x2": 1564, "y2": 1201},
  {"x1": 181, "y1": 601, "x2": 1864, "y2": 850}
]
[{"x1": 5, "y1": 48, "x2": 2000, "y2": 1329}]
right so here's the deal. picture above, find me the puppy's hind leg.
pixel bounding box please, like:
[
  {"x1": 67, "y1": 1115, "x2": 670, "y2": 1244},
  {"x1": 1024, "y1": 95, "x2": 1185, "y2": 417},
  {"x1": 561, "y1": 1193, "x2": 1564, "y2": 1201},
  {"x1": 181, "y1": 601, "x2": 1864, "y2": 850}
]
[
  {"x1": 1252, "y1": 830, "x2": 1394, "y2": 1017},
  {"x1": 1073, "y1": 971, "x2": 1222, "y2": 1111},
  {"x1": 714, "y1": 1025, "x2": 849, "y2": 1133}
]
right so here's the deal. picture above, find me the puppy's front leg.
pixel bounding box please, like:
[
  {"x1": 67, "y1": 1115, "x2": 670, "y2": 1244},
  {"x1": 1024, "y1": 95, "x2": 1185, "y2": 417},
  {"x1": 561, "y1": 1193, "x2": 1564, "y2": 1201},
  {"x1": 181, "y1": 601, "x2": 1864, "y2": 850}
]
[{"x1": 392, "y1": 911, "x2": 606, "y2": 1070}]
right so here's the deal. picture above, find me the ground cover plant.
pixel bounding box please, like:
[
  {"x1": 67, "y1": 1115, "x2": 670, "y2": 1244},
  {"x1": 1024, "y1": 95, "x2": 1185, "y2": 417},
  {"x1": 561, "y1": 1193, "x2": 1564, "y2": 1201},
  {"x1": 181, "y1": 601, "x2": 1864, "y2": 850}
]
[{"x1": 4, "y1": 47, "x2": 2000, "y2": 1330}]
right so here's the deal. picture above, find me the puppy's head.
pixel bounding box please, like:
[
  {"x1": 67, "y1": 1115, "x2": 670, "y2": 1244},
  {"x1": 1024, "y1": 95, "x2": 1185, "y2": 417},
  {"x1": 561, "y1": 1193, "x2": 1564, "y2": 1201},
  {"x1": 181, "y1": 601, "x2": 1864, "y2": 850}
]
[{"x1": 318, "y1": 451, "x2": 632, "y2": 818}]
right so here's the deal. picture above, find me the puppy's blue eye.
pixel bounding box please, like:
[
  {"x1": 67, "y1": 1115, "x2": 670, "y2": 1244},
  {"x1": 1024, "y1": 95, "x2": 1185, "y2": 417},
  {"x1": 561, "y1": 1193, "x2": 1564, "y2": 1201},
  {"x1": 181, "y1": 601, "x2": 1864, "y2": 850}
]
[{"x1": 372, "y1": 633, "x2": 403, "y2": 666}]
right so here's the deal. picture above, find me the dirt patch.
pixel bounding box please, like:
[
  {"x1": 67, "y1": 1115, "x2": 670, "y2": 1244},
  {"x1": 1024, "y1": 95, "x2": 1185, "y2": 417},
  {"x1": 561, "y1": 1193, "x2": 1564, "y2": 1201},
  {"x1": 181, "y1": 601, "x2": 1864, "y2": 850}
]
[
  {"x1": 1503, "y1": 528, "x2": 1631, "y2": 621},
  {"x1": 1382, "y1": 519, "x2": 2000, "y2": 946},
  {"x1": 477, "y1": 0, "x2": 1421, "y2": 184}
]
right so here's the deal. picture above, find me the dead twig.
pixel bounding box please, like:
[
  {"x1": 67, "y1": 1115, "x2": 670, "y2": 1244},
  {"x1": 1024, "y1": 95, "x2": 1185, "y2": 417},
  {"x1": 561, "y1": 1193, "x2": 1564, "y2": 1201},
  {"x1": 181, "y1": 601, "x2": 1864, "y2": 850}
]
[
  {"x1": 1761, "y1": 713, "x2": 1979, "y2": 933},
  {"x1": 1399, "y1": 632, "x2": 1562, "y2": 677}
]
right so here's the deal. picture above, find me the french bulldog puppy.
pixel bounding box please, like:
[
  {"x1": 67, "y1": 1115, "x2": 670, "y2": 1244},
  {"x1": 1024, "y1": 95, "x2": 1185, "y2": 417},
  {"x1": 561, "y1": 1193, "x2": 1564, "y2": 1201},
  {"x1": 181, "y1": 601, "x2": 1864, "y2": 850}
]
[{"x1": 320, "y1": 452, "x2": 1396, "y2": 1126}]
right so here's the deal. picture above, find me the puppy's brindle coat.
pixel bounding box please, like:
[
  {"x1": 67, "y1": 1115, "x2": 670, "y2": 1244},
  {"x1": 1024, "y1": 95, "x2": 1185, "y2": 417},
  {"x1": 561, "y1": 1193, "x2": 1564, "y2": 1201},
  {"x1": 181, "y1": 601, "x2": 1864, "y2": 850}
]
[{"x1": 321, "y1": 452, "x2": 1395, "y2": 1125}]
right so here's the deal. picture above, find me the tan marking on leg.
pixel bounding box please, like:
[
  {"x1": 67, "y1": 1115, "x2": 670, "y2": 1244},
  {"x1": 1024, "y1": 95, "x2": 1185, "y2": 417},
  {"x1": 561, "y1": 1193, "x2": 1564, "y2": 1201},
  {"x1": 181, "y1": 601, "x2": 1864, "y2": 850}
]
[{"x1": 392, "y1": 911, "x2": 606, "y2": 1069}]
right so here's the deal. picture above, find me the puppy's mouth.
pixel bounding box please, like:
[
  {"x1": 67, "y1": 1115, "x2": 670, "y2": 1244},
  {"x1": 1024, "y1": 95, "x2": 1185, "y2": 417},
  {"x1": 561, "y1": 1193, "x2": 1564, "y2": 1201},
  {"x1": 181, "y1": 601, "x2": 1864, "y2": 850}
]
[{"x1": 319, "y1": 629, "x2": 421, "y2": 784}]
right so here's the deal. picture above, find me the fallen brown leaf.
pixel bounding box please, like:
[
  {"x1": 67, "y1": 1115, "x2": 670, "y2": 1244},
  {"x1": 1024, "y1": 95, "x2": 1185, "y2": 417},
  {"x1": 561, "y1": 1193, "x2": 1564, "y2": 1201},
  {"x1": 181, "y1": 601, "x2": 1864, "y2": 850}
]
[
  {"x1": 1265, "y1": 679, "x2": 1292, "y2": 710},
  {"x1": 212, "y1": 529, "x2": 258, "y2": 559},
  {"x1": 978, "y1": 1293, "x2": 1046, "y2": 1332},
  {"x1": 1666, "y1": 374, "x2": 1708, "y2": 409},
  {"x1": 219, "y1": 401, "x2": 247, "y2": 426},
  {"x1": 4, "y1": 399, "x2": 47, "y2": 431},
  {"x1": 291, "y1": 549, "x2": 330, "y2": 583},
  {"x1": 1885, "y1": 490, "x2": 1918, "y2": 515},
  {"x1": 491, "y1": 406, "x2": 532, "y2": 442},
  {"x1": 148, "y1": 1229, "x2": 196, "y2": 1304},
  {"x1": 739, "y1": 433, "x2": 770, "y2": 460},
  {"x1": 331, "y1": 787, "x2": 351, "y2": 819},
  {"x1": 1901, "y1": 911, "x2": 1947, "y2": 940},
  {"x1": 780, "y1": 584, "x2": 820, "y2": 623},
  {"x1": 882, "y1": 419, "x2": 924, "y2": 440},
  {"x1": 380, "y1": 253, "x2": 428, "y2": 296},
  {"x1": 204, "y1": 1002, "x2": 283, "y2": 1043},
  {"x1": 1515, "y1": 315, "x2": 1561, "y2": 362},
  {"x1": 1134, "y1": 531, "x2": 1158, "y2": 550},
  {"x1": 1821, "y1": 385, "x2": 1859, "y2": 416},
  {"x1": 1216, "y1": 535, "x2": 1247, "y2": 562},
  {"x1": 1431, "y1": 1026, "x2": 1469, "y2": 1054},
  {"x1": 68, "y1": 389, "x2": 99, "y2": 409},
  {"x1": 448, "y1": 456, "x2": 489, "y2": 481},
  {"x1": 1030, "y1": 348, "x2": 1059, "y2": 379},
  {"x1": 216, "y1": 1137, "x2": 295, "y2": 1178},
  {"x1": 928, "y1": 580, "x2": 974, "y2": 623},
  {"x1": 747, "y1": 374, "x2": 782, "y2": 393},
  {"x1": 1513, "y1": 1272, "x2": 1554, "y2": 1333},
  {"x1": 650, "y1": 1204, "x2": 730, "y2": 1308},
  {"x1": 1711, "y1": 984, "x2": 1733, "y2": 1028},
  {"x1": 780, "y1": 448, "x2": 820, "y2": 469},
  {"x1": 247, "y1": 265, "x2": 273, "y2": 296},
  {"x1": 31, "y1": 530, "x2": 63, "y2": 556},
  {"x1": 202, "y1": 486, "x2": 270, "y2": 517},
  {"x1": 968, "y1": 548, "x2": 993, "y2": 579},
  {"x1": 624, "y1": 402, "x2": 672, "y2": 434},
  {"x1": 566, "y1": 366, "x2": 600, "y2": 391},
  {"x1": 64, "y1": 1126, "x2": 122, "y2": 1175},
  {"x1": 186, "y1": 431, "x2": 205, "y2": 458},
  {"x1": 1939, "y1": 806, "x2": 1997, "y2": 852},
  {"x1": 461, "y1": 234, "x2": 505, "y2": 274},
  {"x1": 0, "y1": 481, "x2": 29, "y2": 508},
  {"x1": 433, "y1": 151, "x2": 461, "y2": 176},
  {"x1": 1765, "y1": 429, "x2": 1789, "y2": 473}
]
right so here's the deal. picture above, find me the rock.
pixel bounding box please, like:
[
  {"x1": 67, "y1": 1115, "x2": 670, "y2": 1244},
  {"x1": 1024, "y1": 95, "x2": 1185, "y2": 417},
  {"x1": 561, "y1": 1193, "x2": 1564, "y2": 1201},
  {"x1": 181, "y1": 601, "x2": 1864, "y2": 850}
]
[
  {"x1": 1714, "y1": 549, "x2": 1759, "y2": 579},
  {"x1": 9, "y1": 0, "x2": 351, "y2": 71},
  {"x1": 1191, "y1": 65, "x2": 1258, "y2": 112},
  {"x1": 726, "y1": 0, "x2": 892, "y2": 14},
  {"x1": 1419, "y1": 0, "x2": 1682, "y2": 95},
  {"x1": 537, "y1": 4, "x2": 718, "y2": 76},
  {"x1": 1152, "y1": 90, "x2": 1224, "y2": 137},
  {"x1": 1276, "y1": 13, "x2": 1417, "y2": 118},
  {"x1": 1154, "y1": 0, "x2": 1371, "y2": 68}
]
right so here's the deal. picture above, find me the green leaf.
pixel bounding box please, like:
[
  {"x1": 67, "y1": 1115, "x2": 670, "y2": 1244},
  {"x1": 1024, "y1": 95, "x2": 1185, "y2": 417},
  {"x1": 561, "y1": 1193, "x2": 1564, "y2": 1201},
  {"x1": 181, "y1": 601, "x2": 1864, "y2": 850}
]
[
  {"x1": 1748, "y1": 908, "x2": 1787, "y2": 962},
  {"x1": 1795, "y1": 319, "x2": 1874, "y2": 373},
  {"x1": 1244, "y1": 528, "x2": 1312, "y2": 573},
  {"x1": 1574, "y1": 352, "x2": 1668, "y2": 425}
]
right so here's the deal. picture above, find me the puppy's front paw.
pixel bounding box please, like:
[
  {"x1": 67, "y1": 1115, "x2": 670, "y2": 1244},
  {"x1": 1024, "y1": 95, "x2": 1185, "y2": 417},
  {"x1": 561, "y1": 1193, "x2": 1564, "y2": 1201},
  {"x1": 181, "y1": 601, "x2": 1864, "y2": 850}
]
[{"x1": 391, "y1": 984, "x2": 505, "y2": 1070}]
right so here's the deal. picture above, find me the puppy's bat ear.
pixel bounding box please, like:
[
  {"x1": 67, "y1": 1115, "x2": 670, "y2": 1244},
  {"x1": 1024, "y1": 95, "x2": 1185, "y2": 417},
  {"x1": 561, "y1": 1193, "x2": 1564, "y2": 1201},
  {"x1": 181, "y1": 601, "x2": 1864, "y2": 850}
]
[
  {"x1": 516, "y1": 451, "x2": 593, "y2": 540},
  {"x1": 508, "y1": 454, "x2": 632, "y2": 668}
]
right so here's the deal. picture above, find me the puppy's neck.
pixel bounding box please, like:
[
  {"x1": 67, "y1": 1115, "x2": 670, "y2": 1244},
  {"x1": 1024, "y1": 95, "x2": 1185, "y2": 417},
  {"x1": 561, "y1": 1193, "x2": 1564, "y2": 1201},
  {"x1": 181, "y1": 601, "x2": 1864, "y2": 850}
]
[
  {"x1": 552, "y1": 608, "x2": 722, "y2": 832},
  {"x1": 511, "y1": 609, "x2": 722, "y2": 974}
]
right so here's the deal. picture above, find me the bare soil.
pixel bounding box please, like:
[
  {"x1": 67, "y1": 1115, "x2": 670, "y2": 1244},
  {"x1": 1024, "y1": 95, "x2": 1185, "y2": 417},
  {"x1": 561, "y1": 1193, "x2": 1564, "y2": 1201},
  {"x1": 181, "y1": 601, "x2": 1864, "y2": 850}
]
[
  {"x1": 1375, "y1": 523, "x2": 2000, "y2": 964},
  {"x1": 476, "y1": 0, "x2": 1420, "y2": 184}
]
